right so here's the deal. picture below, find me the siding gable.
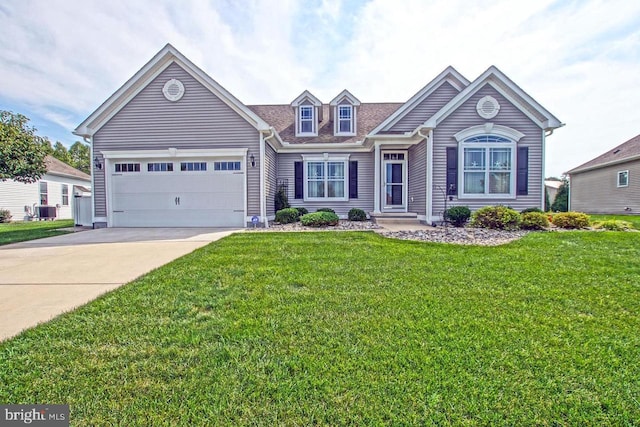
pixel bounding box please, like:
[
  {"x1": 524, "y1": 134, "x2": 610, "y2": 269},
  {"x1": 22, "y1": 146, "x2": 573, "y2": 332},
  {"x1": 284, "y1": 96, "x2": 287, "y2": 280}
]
[{"x1": 387, "y1": 81, "x2": 460, "y2": 133}]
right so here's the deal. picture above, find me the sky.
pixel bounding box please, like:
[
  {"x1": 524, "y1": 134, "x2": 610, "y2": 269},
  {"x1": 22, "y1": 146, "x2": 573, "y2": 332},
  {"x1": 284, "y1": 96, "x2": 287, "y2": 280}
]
[{"x1": 1, "y1": 0, "x2": 640, "y2": 177}]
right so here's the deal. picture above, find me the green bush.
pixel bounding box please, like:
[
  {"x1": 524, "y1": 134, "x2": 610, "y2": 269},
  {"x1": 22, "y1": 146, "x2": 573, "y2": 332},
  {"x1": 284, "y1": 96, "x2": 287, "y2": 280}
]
[
  {"x1": 471, "y1": 205, "x2": 521, "y2": 230},
  {"x1": 300, "y1": 211, "x2": 339, "y2": 227},
  {"x1": 274, "y1": 184, "x2": 290, "y2": 212},
  {"x1": 348, "y1": 208, "x2": 367, "y2": 221},
  {"x1": 551, "y1": 212, "x2": 590, "y2": 229},
  {"x1": 316, "y1": 208, "x2": 336, "y2": 214},
  {"x1": 520, "y1": 212, "x2": 549, "y2": 230},
  {"x1": 295, "y1": 207, "x2": 309, "y2": 216},
  {"x1": 275, "y1": 207, "x2": 300, "y2": 224},
  {"x1": 591, "y1": 220, "x2": 632, "y2": 231},
  {"x1": 444, "y1": 206, "x2": 471, "y2": 227},
  {"x1": 521, "y1": 207, "x2": 544, "y2": 214},
  {"x1": 0, "y1": 209, "x2": 12, "y2": 223}
]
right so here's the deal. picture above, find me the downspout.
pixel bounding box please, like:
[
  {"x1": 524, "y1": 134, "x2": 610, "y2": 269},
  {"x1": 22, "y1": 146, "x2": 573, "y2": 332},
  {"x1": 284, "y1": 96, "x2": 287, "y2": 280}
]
[
  {"x1": 417, "y1": 127, "x2": 432, "y2": 224},
  {"x1": 261, "y1": 127, "x2": 277, "y2": 228}
]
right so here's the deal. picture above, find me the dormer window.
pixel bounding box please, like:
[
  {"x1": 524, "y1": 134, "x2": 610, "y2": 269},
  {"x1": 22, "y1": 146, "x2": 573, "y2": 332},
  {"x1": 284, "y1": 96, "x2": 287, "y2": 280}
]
[
  {"x1": 338, "y1": 105, "x2": 353, "y2": 134},
  {"x1": 330, "y1": 90, "x2": 360, "y2": 136},
  {"x1": 299, "y1": 105, "x2": 315, "y2": 134}
]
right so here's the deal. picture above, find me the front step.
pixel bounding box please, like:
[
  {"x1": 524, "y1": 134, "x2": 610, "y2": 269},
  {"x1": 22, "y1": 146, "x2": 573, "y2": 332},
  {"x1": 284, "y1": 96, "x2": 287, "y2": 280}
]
[{"x1": 369, "y1": 212, "x2": 424, "y2": 227}]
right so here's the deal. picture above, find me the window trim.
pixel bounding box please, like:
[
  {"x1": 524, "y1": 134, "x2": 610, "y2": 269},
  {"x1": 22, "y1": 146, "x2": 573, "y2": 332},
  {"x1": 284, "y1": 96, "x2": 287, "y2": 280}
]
[
  {"x1": 617, "y1": 170, "x2": 629, "y2": 188},
  {"x1": 302, "y1": 155, "x2": 350, "y2": 201},
  {"x1": 458, "y1": 136, "x2": 517, "y2": 199},
  {"x1": 39, "y1": 181, "x2": 48, "y2": 205},
  {"x1": 213, "y1": 161, "x2": 242, "y2": 172},
  {"x1": 297, "y1": 105, "x2": 317, "y2": 136},
  {"x1": 335, "y1": 104, "x2": 356, "y2": 136},
  {"x1": 114, "y1": 163, "x2": 141, "y2": 173},
  {"x1": 147, "y1": 162, "x2": 174, "y2": 172},
  {"x1": 61, "y1": 184, "x2": 69, "y2": 206}
]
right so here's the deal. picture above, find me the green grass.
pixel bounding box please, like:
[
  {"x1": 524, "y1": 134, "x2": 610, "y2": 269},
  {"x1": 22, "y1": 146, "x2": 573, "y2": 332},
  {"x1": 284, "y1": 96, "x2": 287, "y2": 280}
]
[
  {"x1": 589, "y1": 214, "x2": 640, "y2": 229},
  {"x1": 0, "y1": 219, "x2": 75, "y2": 245},
  {"x1": 1, "y1": 231, "x2": 639, "y2": 425}
]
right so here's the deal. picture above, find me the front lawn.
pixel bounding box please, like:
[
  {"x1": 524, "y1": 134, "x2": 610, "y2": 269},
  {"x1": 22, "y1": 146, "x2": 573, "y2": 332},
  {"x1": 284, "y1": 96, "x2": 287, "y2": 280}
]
[
  {"x1": 0, "y1": 219, "x2": 75, "y2": 245},
  {"x1": 1, "y1": 231, "x2": 638, "y2": 425},
  {"x1": 589, "y1": 214, "x2": 640, "y2": 229}
]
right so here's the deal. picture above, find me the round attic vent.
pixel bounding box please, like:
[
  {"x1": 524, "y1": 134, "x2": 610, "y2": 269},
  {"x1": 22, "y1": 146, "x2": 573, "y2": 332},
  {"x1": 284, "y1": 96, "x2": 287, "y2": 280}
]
[
  {"x1": 162, "y1": 79, "x2": 185, "y2": 102},
  {"x1": 476, "y1": 95, "x2": 500, "y2": 119}
]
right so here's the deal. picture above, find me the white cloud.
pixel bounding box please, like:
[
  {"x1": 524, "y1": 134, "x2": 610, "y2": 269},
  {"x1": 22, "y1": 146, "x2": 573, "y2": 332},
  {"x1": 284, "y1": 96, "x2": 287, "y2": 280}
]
[{"x1": 0, "y1": 0, "x2": 639, "y2": 176}]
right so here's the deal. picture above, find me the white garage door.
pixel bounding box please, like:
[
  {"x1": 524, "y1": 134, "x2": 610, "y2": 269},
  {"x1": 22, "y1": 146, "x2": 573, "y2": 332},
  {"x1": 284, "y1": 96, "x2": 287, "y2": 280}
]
[{"x1": 109, "y1": 159, "x2": 245, "y2": 227}]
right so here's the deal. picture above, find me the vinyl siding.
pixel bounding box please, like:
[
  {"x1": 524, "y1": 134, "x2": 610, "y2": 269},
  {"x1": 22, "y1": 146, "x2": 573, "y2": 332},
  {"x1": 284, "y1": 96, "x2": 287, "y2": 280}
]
[
  {"x1": 0, "y1": 174, "x2": 91, "y2": 221},
  {"x1": 432, "y1": 85, "x2": 543, "y2": 218},
  {"x1": 92, "y1": 62, "x2": 261, "y2": 218},
  {"x1": 387, "y1": 82, "x2": 460, "y2": 133},
  {"x1": 408, "y1": 141, "x2": 427, "y2": 215},
  {"x1": 265, "y1": 143, "x2": 277, "y2": 215},
  {"x1": 277, "y1": 152, "x2": 374, "y2": 217},
  {"x1": 570, "y1": 160, "x2": 640, "y2": 213}
]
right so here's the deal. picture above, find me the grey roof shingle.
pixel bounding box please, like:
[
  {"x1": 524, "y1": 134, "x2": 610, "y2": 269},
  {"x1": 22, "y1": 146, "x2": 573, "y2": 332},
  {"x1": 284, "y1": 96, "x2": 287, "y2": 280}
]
[
  {"x1": 569, "y1": 133, "x2": 640, "y2": 173},
  {"x1": 44, "y1": 155, "x2": 91, "y2": 180},
  {"x1": 248, "y1": 103, "x2": 403, "y2": 144}
]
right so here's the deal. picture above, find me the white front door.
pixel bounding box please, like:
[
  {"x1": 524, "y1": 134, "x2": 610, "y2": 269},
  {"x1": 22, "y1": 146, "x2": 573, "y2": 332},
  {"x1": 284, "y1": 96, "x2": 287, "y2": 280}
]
[{"x1": 382, "y1": 153, "x2": 407, "y2": 212}]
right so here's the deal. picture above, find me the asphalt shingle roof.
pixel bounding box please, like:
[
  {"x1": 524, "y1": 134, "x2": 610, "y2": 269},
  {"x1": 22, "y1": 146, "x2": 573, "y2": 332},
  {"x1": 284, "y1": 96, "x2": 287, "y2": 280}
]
[
  {"x1": 569, "y1": 133, "x2": 640, "y2": 173},
  {"x1": 44, "y1": 155, "x2": 91, "y2": 180}
]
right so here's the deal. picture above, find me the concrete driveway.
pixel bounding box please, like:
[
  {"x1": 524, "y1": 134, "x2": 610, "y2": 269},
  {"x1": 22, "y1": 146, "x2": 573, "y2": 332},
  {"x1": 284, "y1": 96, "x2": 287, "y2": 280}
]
[{"x1": 0, "y1": 228, "x2": 239, "y2": 341}]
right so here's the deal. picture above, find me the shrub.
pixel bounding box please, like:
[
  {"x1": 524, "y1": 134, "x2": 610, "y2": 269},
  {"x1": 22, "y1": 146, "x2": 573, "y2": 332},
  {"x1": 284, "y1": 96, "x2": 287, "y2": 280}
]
[
  {"x1": 316, "y1": 208, "x2": 336, "y2": 214},
  {"x1": 274, "y1": 207, "x2": 299, "y2": 224},
  {"x1": 471, "y1": 205, "x2": 521, "y2": 230},
  {"x1": 444, "y1": 206, "x2": 471, "y2": 227},
  {"x1": 0, "y1": 209, "x2": 12, "y2": 223},
  {"x1": 551, "y1": 212, "x2": 590, "y2": 229},
  {"x1": 521, "y1": 207, "x2": 544, "y2": 214},
  {"x1": 520, "y1": 212, "x2": 549, "y2": 230},
  {"x1": 274, "y1": 184, "x2": 290, "y2": 212},
  {"x1": 591, "y1": 220, "x2": 632, "y2": 231},
  {"x1": 348, "y1": 208, "x2": 367, "y2": 221},
  {"x1": 300, "y1": 211, "x2": 339, "y2": 227},
  {"x1": 295, "y1": 207, "x2": 309, "y2": 216}
]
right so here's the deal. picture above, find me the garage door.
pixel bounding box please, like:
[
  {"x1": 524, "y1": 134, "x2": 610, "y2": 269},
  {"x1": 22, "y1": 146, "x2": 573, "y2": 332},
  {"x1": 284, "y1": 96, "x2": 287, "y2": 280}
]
[{"x1": 110, "y1": 159, "x2": 245, "y2": 227}]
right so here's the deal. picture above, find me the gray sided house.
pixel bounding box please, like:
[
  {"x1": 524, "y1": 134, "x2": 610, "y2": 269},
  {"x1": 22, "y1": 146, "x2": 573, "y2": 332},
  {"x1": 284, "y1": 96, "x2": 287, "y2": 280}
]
[
  {"x1": 568, "y1": 133, "x2": 640, "y2": 214},
  {"x1": 74, "y1": 44, "x2": 562, "y2": 228}
]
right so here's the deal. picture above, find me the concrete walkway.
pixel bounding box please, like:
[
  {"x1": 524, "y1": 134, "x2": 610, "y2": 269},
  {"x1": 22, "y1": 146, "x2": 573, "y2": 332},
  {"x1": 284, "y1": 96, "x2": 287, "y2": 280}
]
[{"x1": 0, "y1": 228, "x2": 239, "y2": 341}]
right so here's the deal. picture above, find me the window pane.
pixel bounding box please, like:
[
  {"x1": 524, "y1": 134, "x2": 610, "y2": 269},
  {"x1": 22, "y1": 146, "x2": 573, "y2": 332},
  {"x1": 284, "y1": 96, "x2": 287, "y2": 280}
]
[
  {"x1": 339, "y1": 119, "x2": 351, "y2": 133},
  {"x1": 328, "y1": 162, "x2": 344, "y2": 179},
  {"x1": 464, "y1": 172, "x2": 485, "y2": 194},
  {"x1": 301, "y1": 120, "x2": 312, "y2": 133},
  {"x1": 618, "y1": 171, "x2": 629, "y2": 186},
  {"x1": 308, "y1": 181, "x2": 324, "y2": 198},
  {"x1": 338, "y1": 106, "x2": 351, "y2": 119},
  {"x1": 308, "y1": 162, "x2": 324, "y2": 178},
  {"x1": 300, "y1": 106, "x2": 312, "y2": 119},
  {"x1": 489, "y1": 172, "x2": 511, "y2": 194},
  {"x1": 328, "y1": 181, "x2": 344, "y2": 197},
  {"x1": 490, "y1": 148, "x2": 511, "y2": 170},
  {"x1": 464, "y1": 148, "x2": 485, "y2": 169}
]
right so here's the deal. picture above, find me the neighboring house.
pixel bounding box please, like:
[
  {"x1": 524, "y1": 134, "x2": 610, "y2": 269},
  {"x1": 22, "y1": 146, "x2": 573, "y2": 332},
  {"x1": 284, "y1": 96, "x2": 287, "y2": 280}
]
[
  {"x1": 544, "y1": 179, "x2": 563, "y2": 205},
  {"x1": 74, "y1": 44, "x2": 562, "y2": 228},
  {"x1": 0, "y1": 155, "x2": 91, "y2": 222},
  {"x1": 568, "y1": 133, "x2": 640, "y2": 214}
]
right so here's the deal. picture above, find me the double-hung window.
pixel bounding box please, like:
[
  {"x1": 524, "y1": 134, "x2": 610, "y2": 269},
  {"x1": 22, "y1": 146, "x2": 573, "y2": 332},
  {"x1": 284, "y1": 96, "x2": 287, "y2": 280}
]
[
  {"x1": 299, "y1": 106, "x2": 314, "y2": 134},
  {"x1": 39, "y1": 181, "x2": 48, "y2": 205},
  {"x1": 617, "y1": 170, "x2": 629, "y2": 187},
  {"x1": 61, "y1": 185, "x2": 69, "y2": 206},
  {"x1": 304, "y1": 157, "x2": 348, "y2": 200},
  {"x1": 460, "y1": 135, "x2": 515, "y2": 197},
  {"x1": 337, "y1": 105, "x2": 353, "y2": 134}
]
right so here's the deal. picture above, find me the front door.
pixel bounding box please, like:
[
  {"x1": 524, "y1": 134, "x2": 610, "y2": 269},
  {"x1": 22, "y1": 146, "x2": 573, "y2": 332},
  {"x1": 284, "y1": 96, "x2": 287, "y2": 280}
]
[{"x1": 382, "y1": 153, "x2": 406, "y2": 211}]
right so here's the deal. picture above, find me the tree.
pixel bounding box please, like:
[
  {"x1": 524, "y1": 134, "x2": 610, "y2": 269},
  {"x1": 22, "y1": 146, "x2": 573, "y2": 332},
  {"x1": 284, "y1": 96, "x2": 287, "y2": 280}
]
[
  {"x1": 52, "y1": 141, "x2": 72, "y2": 165},
  {"x1": 0, "y1": 110, "x2": 48, "y2": 183},
  {"x1": 68, "y1": 141, "x2": 90, "y2": 174},
  {"x1": 551, "y1": 175, "x2": 569, "y2": 212}
]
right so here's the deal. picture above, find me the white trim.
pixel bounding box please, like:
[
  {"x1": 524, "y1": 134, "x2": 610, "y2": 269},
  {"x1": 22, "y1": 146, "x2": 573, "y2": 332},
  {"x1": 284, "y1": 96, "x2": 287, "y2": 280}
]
[
  {"x1": 334, "y1": 104, "x2": 356, "y2": 136},
  {"x1": 290, "y1": 90, "x2": 322, "y2": 107},
  {"x1": 541, "y1": 129, "x2": 546, "y2": 208},
  {"x1": 259, "y1": 132, "x2": 267, "y2": 227},
  {"x1": 296, "y1": 105, "x2": 317, "y2": 136},
  {"x1": 426, "y1": 129, "x2": 434, "y2": 224},
  {"x1": 454, "y1": 124, "x2": 525, "y2": 142},
  {"x1": 617, "y1": 170, "x2": 629, "y2": 187},
  {"x1": 373, "y1": 143, "x2": 381, "y2": 213},
  {"x1": 458, "y1": 140, "x2": 516, "y2": 199},
  {"x1": 101, "y1": 148, "x2": 247, "y2": 159},
  {"x1": 381, "y1": 151, "x2": 408, "y2": 212},
  {"x1": 329, "y1": 89, "x2": 361, "y2": 106}
]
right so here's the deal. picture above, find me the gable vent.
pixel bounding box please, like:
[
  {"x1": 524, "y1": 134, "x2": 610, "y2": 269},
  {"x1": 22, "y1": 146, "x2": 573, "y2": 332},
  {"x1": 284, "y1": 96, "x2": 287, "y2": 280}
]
[
  {"x1": 476, "y1": 95, "x2": 500, "y2": 119},
  {"x1": 163, "y1": 79, "x2": 185, "y2": 102}
]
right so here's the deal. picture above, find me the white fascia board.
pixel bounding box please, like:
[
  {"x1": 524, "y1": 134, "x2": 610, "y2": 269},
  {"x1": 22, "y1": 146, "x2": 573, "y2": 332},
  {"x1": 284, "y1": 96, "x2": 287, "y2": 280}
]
[
  {"x1": 329, "y1": 89, "x2": 361, "y2": 106},
  {"x1": 568, "y1": 154, "x2": 640, "y2": 175},
  {"x1": 46, "y1": 171, "x2": 92, "y2": 182},
  {"x1": 454, "y1": 124, "x2": 525, "y2": 142},
  {"x1": 370, "y1": 66, "x2": 470, "y2": 135},
  {"x1": 277, "y1": 142, "x2": 370, "y2": 153},
  {"x1": 75, "y1": 44, "x2": 270, "y2": 137},
  {"x1": 100, "y1": 148, "x2": 248, "y2": 159},
  {"x1": 291, "y1": 90, "x2": 322, "y2": 107}
]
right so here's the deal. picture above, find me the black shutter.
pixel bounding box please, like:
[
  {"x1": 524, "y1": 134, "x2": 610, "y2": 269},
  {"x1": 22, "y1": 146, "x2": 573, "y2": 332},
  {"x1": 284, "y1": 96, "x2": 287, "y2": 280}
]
[
  {"x1": 349, "y1": 161, "x2": 358, "y2": 199},
  {"x1": 517, "y1": 147, "x2": 529, "y2": 196},
  {"x1": 294, "y1": 161, "x2": 303, "y2": 199},
  {"x1": 446, "y1": 147, "x2": 458, "y2": 195}
]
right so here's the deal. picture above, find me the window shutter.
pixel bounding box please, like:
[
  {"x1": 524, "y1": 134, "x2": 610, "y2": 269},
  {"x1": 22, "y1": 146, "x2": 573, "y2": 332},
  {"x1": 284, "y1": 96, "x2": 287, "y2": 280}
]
[
  {"x1": 349, "y1": 161, "x2": 358, "y2": 199},
  {"x1": 294, "y1": 161, "x2": 303, "y2": 199},
  {"x1": 446, "y1": 147, "x2": 458, "y2": 195},
  {"x1": 517, "y1": 147, "x2": 529, "y2": 195}
]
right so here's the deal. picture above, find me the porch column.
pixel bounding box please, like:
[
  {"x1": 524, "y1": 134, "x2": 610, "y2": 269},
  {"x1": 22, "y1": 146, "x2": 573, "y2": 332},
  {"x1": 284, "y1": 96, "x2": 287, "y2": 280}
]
[{"x1": 373, "y1": 142, "x2": 381, "y2": 213}]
